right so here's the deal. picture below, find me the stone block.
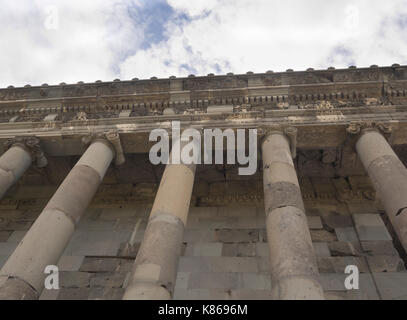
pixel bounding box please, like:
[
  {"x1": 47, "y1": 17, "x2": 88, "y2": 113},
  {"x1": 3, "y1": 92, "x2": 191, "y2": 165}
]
[
  {"x1": 307, "y1": 216, "x2": 323, "y2": 229},
  {"x1": 174, "y1": 289, "x2": 274, "y2": 300},
  {"x1": 189, "y1": 207, "x2": 218, "y2": 218},
  {"x1": 227, "y1": 289, "x2": 273, "y2": 300},
  {"x1": 79, "y1": 257, "x2": 124, "y2": 272},
  {"x1": 215, "y1": 229, "x2": 259, "y2": 243},
  {"x1": 313, "y1": 242, "x2": 331, "y2": 257},
  {"x1": 335, "y1": 227, "x2": 359, "y2": 242},
  {"x1": 184, "y1": 243, "x2": 223, "y2": 257},
  {"x1": 353, "y1": 214, "x2": 385, "y2": 227},
  {"x1": 174, "y1": 289, "x2": 224, "y2": 300},
  {"x1": 310, "y1": 230, "x2": 337, "y2": 242},
  {"x1": 77, "y1": 219, "x2": 116, "y2": 231},
  {"x1": 257, "y1": 257, "x2": 270, "y2": 273},
  {"x1": 6, "y1": 230, "x2": 27, "y2": 243},
  {"x1": 183, "y1": 229, "x2": 216, "y2": 243},
  {"x1": 57, "y1": 256, "x2": 84, "y2": 272},
  {"x1": 348, "y1": 176, "x2": 374, "y2": 191},
  {"x1": 347, "y1": 201, "x2": 378, "y2": 214},
  {"x1": 3, "y1": 220, "x2": 33, "y2": 231},
  {"x1": 57, "y1": 288, "x2": 91, "y2": 300},
  {"x1": 0, "y1": 255, "x2": 8, "y2": 268},
  {"x1": 255, "y1": 243, "x2": 269, "y2": 257},
  {"x1": 360, "y1": 241, "x2": 399, "y2": 256},
  {"x1": 117, "y1": 242, "x2": 140, "y2": 258},
  {"x1": 355, "y1": 226, "x2": 392, "y2": 241},
  {"x1": 319, "y1": 273, "x2": 379, "y2": 300},
  {"x1": 366, "y1": 256, "x2": 405, "y2": 273},
  {"x1": 222, "y1": 243, "x2": 257, "y2": 257},
  {"x1": 328, "y1": 242, "x2": 363, "y2": 257},
  {"x1": 188, "y1": 273, "x2": 238, "y2": 290},
  {"x1": 39, "y1": 288, "x2": 60, "y2": 300},
  {"x1": 217, "y1": 207, "x2": 257, "y2": 218},
  {"x1": 63, "y1": 230, "x2": 131, "y2": 256},
  {"x1": 322, "y1": 214, "x2": 353, "y2": 229},
  {"x1": 60, "y1": 272, "x2": 91, "y2": 288},
  {"x1": 0, "y1": 231, "x2": 11, "y2": 241},
  {"x1": 239, "y1": 273, "x2": 271, "y2": 290},
  {"x1": 372, "y1": 272, "x2": 407, "y2": 300},
  {"x1": 0, "y1": 242, "x2": 17, "y2": 255},
  {"x1": 311, "y1": 178, "x2": 336, "y2": 194},
  {"x1": 89, "y1": 272, "x2": 127, "y2": 288},
  {"x1": 324, "y1": 290, "x2": 369, "y2": 300},
  {"x1": 317, "y1": 257, "x2": 369, "y2": 273},
  {"x1": 88, "y1": 287, "x2": 124, "y2": 300},
  {"x1": 174, "y1": 272, "x2": 190, "y2": 290},
  {"x1": 178, "y1": 257, "x2": 258, "y2": 273}
]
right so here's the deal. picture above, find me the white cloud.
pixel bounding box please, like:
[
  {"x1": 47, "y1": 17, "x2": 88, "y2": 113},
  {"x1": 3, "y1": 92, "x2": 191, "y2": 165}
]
[
  {"x1": 0, "y1": 0, "x2": 406, "y2": 87},
  {"x1": 120, "y1": 0, "x2": 407, "y2": 79},
  {"x1": 0, "y1": 0, "x2": 143, "y2": 87}
]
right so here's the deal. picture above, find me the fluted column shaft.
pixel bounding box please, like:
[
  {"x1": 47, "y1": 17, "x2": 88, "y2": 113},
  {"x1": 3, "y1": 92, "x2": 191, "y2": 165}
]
[
  {"x1": 0, "y1": 145, "x2": 32, "y2": 199},
  {"x1": 262, "y1": 132, "x2": 324, "y2": 300},
  {"x1": 356, "y1": 130, "x2": 407, "y2": 251},
  {"x1": 123, "y1": 153, "x2": 196, "y2": 300},
  {"x1": 0, "y1": 140, "x2": 114, "y2": 300}
]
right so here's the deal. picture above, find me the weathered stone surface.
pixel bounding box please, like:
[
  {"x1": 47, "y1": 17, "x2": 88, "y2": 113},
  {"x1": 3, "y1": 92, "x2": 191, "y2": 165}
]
[
  {"x1": 322, "y1": 214, "x2": 353, "y2": 229},
  {"x1": 188, "y1": 273, "x2": 238, "y2": 290},
  {"x1": 311, "y1": 230, "x2": 337, "y2": 242},
  {"x1": 335, "y1": 227, "x2": 359, "y2": 242},
  {"x1": 60, "y1": 272, "x2": 91, "y2": 288},
  {"x1": 319, "y1": 273, "x2": 379, "y2": 300},
  {"x1": 57, "y1": 256, "x2": 84, "y2": 272},
  {"x1": 57, "y1": 288, "x2": 91, "y2": 300},
  {"x1": 317, "y1": 257, "x2": 369, "y2": 273},
  {"x1": 0, "y1": 231, "x2": 11, "y2": 242},
  {"x1": 215, "y1": 229, "x2": 260, "y2": 243},
  {"x1": 328, "y1": 242, "x2": 363, "y2": 257},
  {"x1": 178, "y1": 257, "x2": 258, "y2": 273},
  {"x1": 313, "y1": 243, "x2": 331, "y2": 258},
  {"x1": 372, "y1": 272, "x2": 407, "y2": 300},
  {"x1": 366, "y1": 256, "x2": 405, "y2": 273},
  {"x1": 89, "y1": 272, "x2": 127, "y2": 288},
  {"x1": 79, "y1": 257, "x2": 128, "y2": 272},
  {"x1": 360, "y1": 241, "x2": 399, "y2": 256},
  {"x1": 88, "y1": 287, "x2": 124, "y2": 300},
  {"x1": 185, "y1": 243, "x2": 223, "y2": 257},
  {"x1": 307, "y1": 216, "x2": 323, "y2": 229}
]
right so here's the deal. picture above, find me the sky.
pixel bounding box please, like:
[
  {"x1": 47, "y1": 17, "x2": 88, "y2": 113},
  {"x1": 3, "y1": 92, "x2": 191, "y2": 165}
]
[{"x1": 0, "y1": 0, "x2": 406, "y2": 87}]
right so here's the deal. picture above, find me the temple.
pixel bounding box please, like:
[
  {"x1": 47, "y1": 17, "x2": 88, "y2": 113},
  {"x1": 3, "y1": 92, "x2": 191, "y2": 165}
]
[{"x1": 0, "y1": 65, "x2": 406, "y2": 300}]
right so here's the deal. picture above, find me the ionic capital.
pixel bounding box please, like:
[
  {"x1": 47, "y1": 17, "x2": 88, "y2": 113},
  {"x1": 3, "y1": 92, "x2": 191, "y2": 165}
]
[
  {"x1": 82, "y1": 130, "x2": 125, "y2": 166},
  {"x1": 4, "y1": 136, "x2": 48, "y2": 168},
  {"x1": 346, "y1": 121, "x2": 393, "y2": 144}
]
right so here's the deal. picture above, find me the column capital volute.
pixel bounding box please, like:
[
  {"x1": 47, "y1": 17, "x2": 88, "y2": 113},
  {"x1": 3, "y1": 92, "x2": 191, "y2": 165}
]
[
  {"x1": 82, "y1": 130, "x2": 125, "y2": 166},
  {"x1": 346, "y1": 121, "x2": 393, "y2": 142},
  {"x1": 258, "y1": 125, "x2": 298, "y2": 159},
  {"x1": 4, "y1": 136, "x2": 48, "y2": 168}
]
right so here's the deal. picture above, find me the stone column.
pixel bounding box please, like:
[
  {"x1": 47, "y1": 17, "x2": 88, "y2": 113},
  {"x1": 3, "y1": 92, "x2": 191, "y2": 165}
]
[
  {"x1": 0, "y1": 138, "x2": 115, "y2": 300},
  {"x1": 262, "y1": 128, "x2": 324, "y2": 300},
  {"x1": 0, "y1": 137, "x2": 47, "y2": 199},
  {"x1": 123, "y1": 139, "x2": 196, "y2": 300},
  {"x1": 355, "y1": 127, "x2": 407, "y2": 251}
]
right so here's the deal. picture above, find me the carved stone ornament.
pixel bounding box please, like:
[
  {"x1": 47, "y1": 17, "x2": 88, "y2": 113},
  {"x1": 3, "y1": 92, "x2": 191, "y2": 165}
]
[
  {"x1": 82, "y1": 130, "x2": 126, "y2": 166},
  {"x1": 4, "y1": 136, "x2": 48, "y2": 168}
]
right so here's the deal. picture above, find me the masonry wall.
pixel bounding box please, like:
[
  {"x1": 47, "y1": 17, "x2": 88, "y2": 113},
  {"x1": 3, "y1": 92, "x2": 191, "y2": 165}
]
[{"x1": 0, "y1": 179, "x2": 406, "y2": 300}]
